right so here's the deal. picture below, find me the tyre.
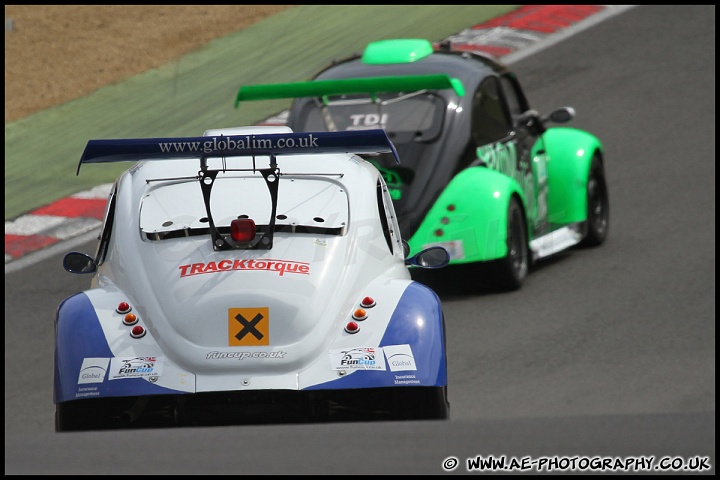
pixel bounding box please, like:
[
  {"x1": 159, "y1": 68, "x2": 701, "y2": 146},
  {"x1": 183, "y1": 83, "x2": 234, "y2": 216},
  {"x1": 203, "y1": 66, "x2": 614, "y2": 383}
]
[
  {"x1": 55, "y1": 399, "x2": 114, "y2": 432},
  {"x1": 579, "y1": 154, "x2": 609, "y2": 247},
  {"x1": 488, "y1": 196, "x2": 529, "y2": 291},
  {"x1": 55, "y1": 396, "x2": 172, "y2": 431},
  {"x1": 392, "y1": 386, "x2": 450, "y2": 420}
]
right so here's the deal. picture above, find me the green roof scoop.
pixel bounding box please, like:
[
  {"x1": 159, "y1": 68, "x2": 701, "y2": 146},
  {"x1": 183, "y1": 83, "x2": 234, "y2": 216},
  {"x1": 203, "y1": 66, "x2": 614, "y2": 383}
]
[
  {"x1": 361, "y1": 39, "x2": 434, "y2": 64},
  {"x1": 235, "y1": 74, "x2": 464, "y2": 108}
]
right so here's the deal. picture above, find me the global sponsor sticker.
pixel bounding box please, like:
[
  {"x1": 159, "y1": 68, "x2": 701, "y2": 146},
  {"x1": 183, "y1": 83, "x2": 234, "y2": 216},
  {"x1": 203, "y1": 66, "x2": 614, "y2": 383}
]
[
  {"x1": 78, "y1": 357, "x2": 110, "y2": 384},
  {"x1": 330, "y1": 347, "x2": 386, "y2": 371},
  {"x1": 383, "y1": 344, "x2": 417, "y2": 372},
  {"x1": 109, "y1": 356, "x2": 164, "y2": 380}
]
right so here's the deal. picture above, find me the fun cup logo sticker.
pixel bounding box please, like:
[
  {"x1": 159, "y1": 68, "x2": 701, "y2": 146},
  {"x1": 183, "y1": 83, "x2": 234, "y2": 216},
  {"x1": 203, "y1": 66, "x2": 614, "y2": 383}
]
[
  {"x1": 109, "y1": 356, "x2": 164, "y2": 380},
  {"x1": 330, "y1": 347, "x2": 386, "y2": 371}
]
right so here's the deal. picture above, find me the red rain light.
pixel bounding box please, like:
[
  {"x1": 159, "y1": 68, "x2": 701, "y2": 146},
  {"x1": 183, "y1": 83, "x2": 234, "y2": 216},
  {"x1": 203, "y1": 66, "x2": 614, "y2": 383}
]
[
  {"x1": 344, "y1": 321, "x2": 360, "y2": 334},
  {"x1": 352, "y1": 308, "x2": 367, "y2": 321},
  {"x1": 117, "y1": 302, "x2": 131, "y2": 314},
  {"x1": 130, "y1": 325, "x2": 146, "y2": 338},
  {"x1": 447, "y1": 204, "x2": 456, "y2": 211},
  {"x1": 433, "y1": 228, "x2": 444, "y2": 237},
  {"x1": 230, "y1": 218, "x2": 256, "y2": 242},
  {"x1": 361, "y1": 296, "x2": 376, "y2": 308},
  {"x1": 123, "y1": 313, "x2": 138, "y2": 325}
]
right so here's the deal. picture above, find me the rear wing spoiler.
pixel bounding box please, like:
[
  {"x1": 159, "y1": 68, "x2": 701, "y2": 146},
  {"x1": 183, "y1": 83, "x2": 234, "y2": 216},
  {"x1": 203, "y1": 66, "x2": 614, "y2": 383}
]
[
  {"x1": 234, "y1": 74, "x2": 465, "y2": 108},
  {"x1": 77, "y1": 129, "x2": 399, "y2": 174}
]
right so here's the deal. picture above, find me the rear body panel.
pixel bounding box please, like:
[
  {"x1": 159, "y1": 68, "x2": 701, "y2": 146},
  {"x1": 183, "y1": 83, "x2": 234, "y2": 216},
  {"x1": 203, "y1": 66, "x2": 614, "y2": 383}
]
[{"x1": 55, "y1": 128, "x2": 450, "y2": 428}]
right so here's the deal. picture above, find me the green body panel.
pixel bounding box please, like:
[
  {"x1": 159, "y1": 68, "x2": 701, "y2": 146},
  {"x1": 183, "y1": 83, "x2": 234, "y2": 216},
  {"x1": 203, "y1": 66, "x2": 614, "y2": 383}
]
[
  {"x1": 361, "y1": 39, "x2": 434, "y2": 64},
  {"x1": 407, "y1": 166, "x2": 525, "y2": 263},
  {"x1": 543, "y1": 127, "x2": 604, "y2": 225},
  {"x1": 235, "y1": 74, "x2": 464, "y2": 107}
]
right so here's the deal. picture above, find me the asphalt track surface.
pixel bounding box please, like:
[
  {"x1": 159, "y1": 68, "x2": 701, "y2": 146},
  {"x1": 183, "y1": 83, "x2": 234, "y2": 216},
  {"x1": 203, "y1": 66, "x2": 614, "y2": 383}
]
[{"x1": 5, "y1": 5, "x2": 715, "y2": 475}]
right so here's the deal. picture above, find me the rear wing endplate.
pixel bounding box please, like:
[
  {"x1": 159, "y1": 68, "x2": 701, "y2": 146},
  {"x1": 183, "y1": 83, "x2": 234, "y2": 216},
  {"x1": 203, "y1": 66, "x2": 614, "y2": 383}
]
[
  {"x1": 234, "y1": 74, "x2": 465, "y2": 108},
  {"x1": 77, "y1": 129, "x2": 399, "y2": 174}
]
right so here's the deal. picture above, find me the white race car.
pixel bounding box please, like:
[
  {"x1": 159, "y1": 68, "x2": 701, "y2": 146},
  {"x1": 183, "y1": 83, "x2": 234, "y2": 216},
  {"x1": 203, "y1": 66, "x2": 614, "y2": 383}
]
[{"x1": 54, "y1": 126, "x2": 450, "y2": 431}]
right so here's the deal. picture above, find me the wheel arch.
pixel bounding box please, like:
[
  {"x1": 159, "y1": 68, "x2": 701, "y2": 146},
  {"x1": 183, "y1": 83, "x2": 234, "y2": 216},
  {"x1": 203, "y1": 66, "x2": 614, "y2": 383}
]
[
  {"x1": 542, "y1": 126, "x2": 604, "y2": 225},
  {"x1": 54, "y1": 293, "x2": 114, "y2": 404},
  {"x1": 408, "y1": 166, "x2": 528, "y2": 263}
]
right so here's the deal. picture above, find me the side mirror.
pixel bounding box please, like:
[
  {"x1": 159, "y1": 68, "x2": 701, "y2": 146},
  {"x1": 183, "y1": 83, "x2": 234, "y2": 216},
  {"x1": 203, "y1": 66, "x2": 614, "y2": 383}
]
[
  {"x1": 63, "y1": 252, "x2": 97, "y2": 274},
  {"x1": 405, "y1": 245, "x2": 450, "y2": 269},
  {"x1": 546, "y1": 106, "x2": 575, "y2": 124}
]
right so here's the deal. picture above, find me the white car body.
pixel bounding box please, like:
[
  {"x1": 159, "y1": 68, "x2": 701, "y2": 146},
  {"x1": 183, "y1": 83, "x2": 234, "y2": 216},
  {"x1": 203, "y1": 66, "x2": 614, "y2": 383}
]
[{"x1": 54, "y1": 126, "x2": 450, "y2": 430}]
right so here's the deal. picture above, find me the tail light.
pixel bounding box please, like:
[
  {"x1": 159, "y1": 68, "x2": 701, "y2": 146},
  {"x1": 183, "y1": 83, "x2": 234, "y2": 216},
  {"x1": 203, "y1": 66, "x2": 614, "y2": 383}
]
[{"x1": 231, "y1": 218, "x2": 256, "y2": 242}]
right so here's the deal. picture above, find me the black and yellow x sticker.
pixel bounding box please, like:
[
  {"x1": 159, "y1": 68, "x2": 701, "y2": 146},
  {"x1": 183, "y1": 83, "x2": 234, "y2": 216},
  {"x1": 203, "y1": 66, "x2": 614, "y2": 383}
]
[{"x1": 228, "y1": 307, "x2": 269, "y2": 346}]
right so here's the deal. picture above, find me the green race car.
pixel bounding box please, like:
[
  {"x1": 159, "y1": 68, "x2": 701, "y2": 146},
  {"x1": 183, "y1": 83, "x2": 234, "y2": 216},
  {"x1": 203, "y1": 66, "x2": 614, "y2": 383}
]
[{"x1": 235, "y1": 38, "x2": 609, "y2": 291}]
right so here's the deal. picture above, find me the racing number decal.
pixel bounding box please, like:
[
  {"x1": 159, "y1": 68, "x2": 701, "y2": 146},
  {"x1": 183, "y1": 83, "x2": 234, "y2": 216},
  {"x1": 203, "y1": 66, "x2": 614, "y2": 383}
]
[{"x1": 228, "y1": 307, "x2": 269, "y2": 346}]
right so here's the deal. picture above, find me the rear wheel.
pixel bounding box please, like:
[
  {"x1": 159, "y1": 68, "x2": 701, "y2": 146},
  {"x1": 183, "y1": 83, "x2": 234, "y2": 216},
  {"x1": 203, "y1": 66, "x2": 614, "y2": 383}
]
[
  {"x1": 579, "y1": 154, "x2": 609, "y2": 247},
  {"x1": 488, "y1": 196, "x2": 529, "y2": 291},
  {"x1": 55, "y1": 399, "x2": 118, "y2": 432},
  {"x1": 55, "y1": 396, "x2": 176, "y2": 431},
  {"x1": 392, "y1": 386, "x2": 449, "y2": 420}
]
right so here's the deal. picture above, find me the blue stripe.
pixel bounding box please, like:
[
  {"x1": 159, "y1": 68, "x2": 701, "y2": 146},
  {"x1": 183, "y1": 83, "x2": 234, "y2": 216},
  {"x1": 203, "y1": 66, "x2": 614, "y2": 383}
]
[
  {"x1": 304, "y1": 282, "x2": 447, "y2": 390},
  {"x1": 54, "y1": 293, "x2": 188, "y2": 403}
]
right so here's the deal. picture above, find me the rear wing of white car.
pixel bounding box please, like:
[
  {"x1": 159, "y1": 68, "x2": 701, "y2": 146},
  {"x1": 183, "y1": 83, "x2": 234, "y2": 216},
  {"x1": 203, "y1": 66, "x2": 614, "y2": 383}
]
[
  {"x1": 77, "y1": 129, "x2": 400, "y2": 252},
  {"x1": 77, "y1": 129, "x2": 399, "y2": 175}
]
